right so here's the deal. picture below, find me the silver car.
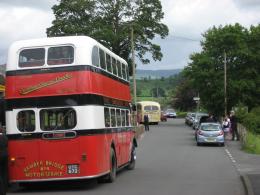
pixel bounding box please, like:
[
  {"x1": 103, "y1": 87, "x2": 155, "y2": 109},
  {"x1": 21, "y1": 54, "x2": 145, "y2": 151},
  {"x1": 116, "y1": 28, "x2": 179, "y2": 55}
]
[{"x1": 195, "y1": 123, "x2": 224, "y2": 146}]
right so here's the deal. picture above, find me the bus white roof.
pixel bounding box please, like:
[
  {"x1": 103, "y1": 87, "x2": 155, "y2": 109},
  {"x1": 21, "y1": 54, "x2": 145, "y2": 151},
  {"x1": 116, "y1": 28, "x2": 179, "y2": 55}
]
[
  {"x1": 137, "y1": 101, "x2": 160, "y2": 106},
  {"x1": 7, "y1": 36, "x2": 127, "y2": 71}
]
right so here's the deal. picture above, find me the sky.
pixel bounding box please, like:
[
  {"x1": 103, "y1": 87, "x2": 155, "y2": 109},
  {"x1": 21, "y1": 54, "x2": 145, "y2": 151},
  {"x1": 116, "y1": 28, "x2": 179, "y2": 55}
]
[{"x1": 0, "y1": 0, "x2": 260, "y2": 70}]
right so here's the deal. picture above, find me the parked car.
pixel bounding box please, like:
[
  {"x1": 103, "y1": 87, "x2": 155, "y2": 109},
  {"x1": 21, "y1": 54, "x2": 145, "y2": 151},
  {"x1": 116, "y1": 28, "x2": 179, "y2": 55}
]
[
  {"x1": 192, "y1": 113, "x2": 208, "y2": 129},
  {"x1": 187, "y1": 113, "x2": 195, "y2": 126},
  {"x1": 195, "y1": 123, "x2": 224, "y2": 146},
  {"x1": 165, "y1": 109, "x2": 177, "y2": 118},
  {"x1": 161, "y1": 112, "x2": 167, "y2": 122},
  {"x1": 185, "y1": 112, "x2": 194, "y2": 125}
]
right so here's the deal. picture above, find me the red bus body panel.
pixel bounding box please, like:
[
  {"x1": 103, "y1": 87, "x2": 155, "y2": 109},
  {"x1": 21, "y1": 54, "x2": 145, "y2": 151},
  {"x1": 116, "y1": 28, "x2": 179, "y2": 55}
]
[
  {"x1": 8, "y1": 132, "x2": 133, "y2": 182},
  {"x1": 5, "y1": 71, "x2": 131, "y2": 101},
  {"x1": 7, "y1": 69, "x2": 134, "y2": 182}
]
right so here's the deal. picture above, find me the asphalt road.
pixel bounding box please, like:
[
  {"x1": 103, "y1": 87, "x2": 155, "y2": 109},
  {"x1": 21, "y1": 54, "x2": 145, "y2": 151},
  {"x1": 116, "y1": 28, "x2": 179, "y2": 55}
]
[{"x1": 8, "y1": 119, "x2": 245, "y2": 195}]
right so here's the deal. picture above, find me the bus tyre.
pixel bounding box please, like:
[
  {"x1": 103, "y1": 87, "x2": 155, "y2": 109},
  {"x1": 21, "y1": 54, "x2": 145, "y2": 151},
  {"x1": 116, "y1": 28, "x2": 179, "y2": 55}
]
[
  {"x1": 127, "y1": 145, "x2": 136, "y2": 170},
  {"x1": 107, "y1": 148, "x2": 117, "y2": 183}
]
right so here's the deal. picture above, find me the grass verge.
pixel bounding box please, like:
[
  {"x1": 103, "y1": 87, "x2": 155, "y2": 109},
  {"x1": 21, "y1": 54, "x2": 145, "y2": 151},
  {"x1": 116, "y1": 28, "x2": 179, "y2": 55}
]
[{"x1": 243, "y1": 131, "x2": 260, "y2": 154}]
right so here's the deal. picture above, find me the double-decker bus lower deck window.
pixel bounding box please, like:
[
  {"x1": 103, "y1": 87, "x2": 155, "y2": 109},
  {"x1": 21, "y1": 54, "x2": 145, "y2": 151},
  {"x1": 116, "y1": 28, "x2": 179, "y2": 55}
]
[
  {"x1": 116, "y1": 109, "x2": 121, "y2": 127},
  {"x1": 126, "y1": 110, "x2": 130, "y2": 126},
  {"x1": 104, "y1": 107, "x2": 110, "y2": 127},
  {"x1": 17, "y1": 110, "x2": 35, "y2": 132},
  {"x1": 111, "y1": 109, "x2": 116, "y2": 127},
  {"x1": 19, "y1": 48, "x2": 45, "y2": 67},
  {"x1": 40, "y1": 108, "x2": 76, "y2": 131},
  {"x1": 121, "y1": 110, "x2": 126, "y2": 126},
  {"x1": 47, "y1": 46, "x2": 74, "y2": 65}
]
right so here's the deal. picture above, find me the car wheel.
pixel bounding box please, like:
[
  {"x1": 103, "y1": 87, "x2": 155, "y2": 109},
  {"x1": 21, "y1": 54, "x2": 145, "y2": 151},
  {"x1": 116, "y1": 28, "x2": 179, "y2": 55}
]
[
  {"x1": 127, "y1": 144, "x2": 136, "y2": 170},
  {"x1": 197, "y1": 142, "x2": 201, "y2": 146}
]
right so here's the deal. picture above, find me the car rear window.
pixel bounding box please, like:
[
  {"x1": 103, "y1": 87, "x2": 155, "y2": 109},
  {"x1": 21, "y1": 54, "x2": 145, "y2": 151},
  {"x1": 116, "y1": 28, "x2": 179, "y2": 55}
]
[{"x1": 201, "y1": 124, "x2": 220, "y2": 131}]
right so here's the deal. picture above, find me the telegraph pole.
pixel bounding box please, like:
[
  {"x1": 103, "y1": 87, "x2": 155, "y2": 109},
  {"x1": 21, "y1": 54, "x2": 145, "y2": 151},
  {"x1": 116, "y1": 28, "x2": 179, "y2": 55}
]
[
  {"x1": 131, "y1": 26, "x2": 137, "y2": 105},
  {"x1": 224, "y1": 50, "x2": 227, "y2": 116}
]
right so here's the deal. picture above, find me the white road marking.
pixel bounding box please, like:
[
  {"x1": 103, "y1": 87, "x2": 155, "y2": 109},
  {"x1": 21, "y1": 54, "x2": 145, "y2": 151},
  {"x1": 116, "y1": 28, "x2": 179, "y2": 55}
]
[{"x1": 224, "y1": 148, "x2": 241, "y2": 174}]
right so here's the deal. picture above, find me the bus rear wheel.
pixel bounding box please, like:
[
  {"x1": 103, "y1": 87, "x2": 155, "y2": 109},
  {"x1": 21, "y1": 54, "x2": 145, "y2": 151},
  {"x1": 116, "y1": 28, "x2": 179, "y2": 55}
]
[
  {"x1": 127, "y1": 145, "x2": 136, "y2": 170},
  {"x1": 98, "y1": 148, "x2": 116, "y2": 183},
  {"x1": 106, "y1": 148, "x2": 117, "y2": 183}
]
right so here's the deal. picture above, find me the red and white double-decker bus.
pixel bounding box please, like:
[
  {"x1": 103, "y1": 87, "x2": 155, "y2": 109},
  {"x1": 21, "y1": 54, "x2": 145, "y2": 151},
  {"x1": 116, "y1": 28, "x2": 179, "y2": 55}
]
[{"x1": 5, "y1": 36, "x2": 137, "y2": 185}]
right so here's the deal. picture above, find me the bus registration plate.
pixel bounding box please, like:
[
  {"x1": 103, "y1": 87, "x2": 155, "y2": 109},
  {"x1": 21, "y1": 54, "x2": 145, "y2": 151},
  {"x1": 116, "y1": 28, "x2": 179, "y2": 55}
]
[{"x1": 67, "y1": 164, "x2": 79, "y2": 174}]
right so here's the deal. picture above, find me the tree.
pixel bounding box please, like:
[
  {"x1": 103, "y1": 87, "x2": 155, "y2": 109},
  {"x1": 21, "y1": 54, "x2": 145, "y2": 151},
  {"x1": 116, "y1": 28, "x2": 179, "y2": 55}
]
[
  {"x1": 172, "y1": 79, "x2": 197, "y2": 111},
  {"x1": 46, "y1": 0, "x2": 169, "y2": 75},
  {"x1": 151, "y1": 87, "x2": 165, "y2": 97},
  {"x1": 184, "y1": 24, "x2": 260, "y2": 116}
]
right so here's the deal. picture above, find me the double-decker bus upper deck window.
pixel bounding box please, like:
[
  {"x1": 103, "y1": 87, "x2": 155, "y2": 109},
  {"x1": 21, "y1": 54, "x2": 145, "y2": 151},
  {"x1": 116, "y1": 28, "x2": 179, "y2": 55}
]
[
  {"x1": 19, "y1": 48, "x2": 45, "y2": 67},
  {"x1": 99, "y1": 49, "x2": 106, "y2": 70},
  {"x1": 112, "y1": 57, "x2": 117, "y2": 76},
  {"x1": 117, "y1": 60, "x2": 122, "y2": 78},
  {"x1": 92, "y1": 46, "x2": 99, "y2": 67},
  {"x1": 47, "y1": 46, "x2": 74, "y2": 65},
  {"x1": 122, "y1": 63, "x2": 126, "y2": 80},
  {"x1": 126, "y1": 66, "x2": 129, "y2": 81},
  {"x1": 40, "y1": 108, "x2": 76, "y2": 131},
  {"x1": 106, "y1": 54, "x2": 112, "y2": 73},
  {"x1": 17, "y1": 110, "x2": 35, "y2": 132}
]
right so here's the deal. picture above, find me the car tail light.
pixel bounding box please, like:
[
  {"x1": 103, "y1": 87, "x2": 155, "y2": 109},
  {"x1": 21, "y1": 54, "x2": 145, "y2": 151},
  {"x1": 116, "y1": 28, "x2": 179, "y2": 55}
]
[{"x1": 218, "y1": 130, "x2": 224, "y2": 136}]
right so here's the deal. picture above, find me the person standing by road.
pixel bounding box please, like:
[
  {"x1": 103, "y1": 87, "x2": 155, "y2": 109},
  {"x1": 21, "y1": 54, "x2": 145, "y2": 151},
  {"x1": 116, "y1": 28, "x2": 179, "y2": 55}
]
[
  {"x1": 144, "y1": 114, "x2": 150, "y2": 131},
  {"x1": 230, "y1": 111, "x2": 239, "y2": 141},
  {"x1": 222, "y1": 115, "x2": 230, "y2": 139}
]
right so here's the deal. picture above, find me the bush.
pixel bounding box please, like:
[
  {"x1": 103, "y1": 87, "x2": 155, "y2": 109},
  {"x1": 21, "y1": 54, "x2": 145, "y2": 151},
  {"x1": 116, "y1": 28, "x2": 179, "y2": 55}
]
[
  {"x1": 177, "y1": 112, "x2": 187, "y2": 118},
  {"x1": 242, "y1": 107, "x2": 260, "y2": 134}
]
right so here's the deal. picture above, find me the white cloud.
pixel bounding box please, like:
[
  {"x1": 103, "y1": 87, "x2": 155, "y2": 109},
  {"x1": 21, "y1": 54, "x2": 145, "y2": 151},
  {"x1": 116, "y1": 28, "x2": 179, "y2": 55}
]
[
  {"x1": 0, "y1": 0, "x2": 260, "y2": 69},
  {"x1": 162, "y1": 0, "x2": 260, "y2": 37},
  {"x1": 0, "y1": 6, "x2": 54, "y2": 63},
  {"x1": 0, "y1": 0, "x2": 56, "y2": 11},
  {"x1": 139, "y1": 0, "x2": 260, "y2": 70}
]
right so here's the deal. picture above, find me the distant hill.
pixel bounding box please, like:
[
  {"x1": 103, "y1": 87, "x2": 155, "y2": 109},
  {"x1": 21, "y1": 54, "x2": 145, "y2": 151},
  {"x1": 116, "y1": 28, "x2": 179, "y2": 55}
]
[{"x1": 136, "y1": 69, "x2": 182, "y2": 79}]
